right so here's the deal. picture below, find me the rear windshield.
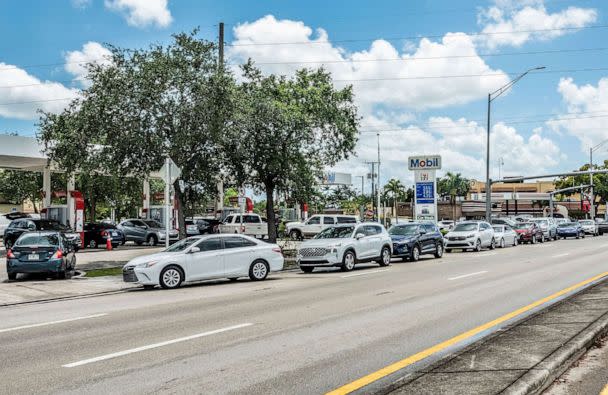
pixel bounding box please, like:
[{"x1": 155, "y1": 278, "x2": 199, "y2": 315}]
[
  {"x1": 579, "y1": 220, "x2": 594, "y2": 225},
  {"x1": 453, "y1": 223, "x2": 478, "y2": 232},
  {"x1": 514, "y1": 223, "x2": 533, "y2": 229},
  {"x1": 16, "y1": 233, "x2": 60, "y2": 246},
  {"x1": 559, "y1": 222, "x2": 576, "y2": 227},
  {"x1": 35, "y1": 220, "x2": 67, "y2": 231},
  {"x1": 143, "y1": 220, "x2": 162, "y2": 228}
]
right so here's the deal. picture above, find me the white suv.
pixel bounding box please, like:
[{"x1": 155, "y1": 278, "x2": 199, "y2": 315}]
[
  {"x1": 444, "y1": 221, "x2": 495, "y2": 252},
  {"x1": 296, "y1": 223, "x2": 392, "y2": 272},
  {"x1": 286, "y1": 214, "x2": 358, "y2": 240}
]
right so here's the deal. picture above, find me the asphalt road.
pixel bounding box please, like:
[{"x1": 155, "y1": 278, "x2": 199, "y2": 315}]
[{"x1": 1, "y1": 236, "x2": 607, "y2": 395}]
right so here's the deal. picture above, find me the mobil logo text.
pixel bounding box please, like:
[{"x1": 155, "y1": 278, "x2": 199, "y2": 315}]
[{"x1": 408, "y1": 155, "x2": 442, "y2": 170}]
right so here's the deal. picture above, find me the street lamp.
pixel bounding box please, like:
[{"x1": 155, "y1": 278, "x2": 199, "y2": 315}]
[
  {"x1": 590, "y1": 138, "x2": 608, "y2": 219},
  {"x1": 485, "y1": 66, "x2": 546, "y2": 222}
]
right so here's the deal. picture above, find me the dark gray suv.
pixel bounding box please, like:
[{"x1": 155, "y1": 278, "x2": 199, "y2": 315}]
[{"x1": 117, "y1": 219, "x2": 179, "y2": 246}]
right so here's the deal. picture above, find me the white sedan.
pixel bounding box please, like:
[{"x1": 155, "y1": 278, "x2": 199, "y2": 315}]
[
  {"x1": 122, "y1": 234, "x2": 284, "y2": 289},
  {"x1": 492, "y1": 225, "x2": 518, "y2": 248}
]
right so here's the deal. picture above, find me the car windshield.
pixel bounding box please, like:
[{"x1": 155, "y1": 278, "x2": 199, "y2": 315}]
[
  {"x1": 314, "y1": 226, "x2": 354, "y2": 239},
  {"x1": 35, "y1": 220, "x2": 68, "y2": 231},
  {"x1": 559, "y1": 222, "x2": 576, "y2": 227},
  {"x1": 492, "y1": 226, "x2": 504, "y2": 232},
  {"x1": 99, "y1": 223, "x2": 116, "y2": 229},
  {"x1": 143, "y1": 220, "x2": 162, "y2": 228},
  {"x1": 453, "y1": 223, "x2": 478, "y2": 232},
  {"x1": 579, "y1": 220, "x2": 594, "y2": 225},
  {"x1": 164, "y1": 237, "x2": 199, "y2": 252},
  {"x1": 16, "y1": 233, "x2": 60, "y2": 246},
  {"x1": 514, "y1": 223, "x2": 532, "y2": 229},
  {"x1": 389, "y1": 225, "x2": 419, "y2": 236},
  {"x1": 531, "y1": 220, "x2": 548, "y2": 225}
]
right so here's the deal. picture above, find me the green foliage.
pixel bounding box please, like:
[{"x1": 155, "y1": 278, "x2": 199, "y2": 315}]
[
  {"x1": 0, "y1": 170, "x2": 42, "y2": 212},
  {"x1": 438, "y1": 172, "x2": 471, "y2": 202},
  {"x1": 555, "y1": 161, "x2": 608, "y2": 205}
]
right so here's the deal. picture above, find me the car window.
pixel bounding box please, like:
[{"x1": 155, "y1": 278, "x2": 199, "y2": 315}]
[
  {"x1": 224, "y1": 215, "x2": 234, "y2": 224},
  {"x1": 315, "y1": 226, "x2": 355, "y2": 239},
  {"x1": 10, "y1": 220, "x2": 24, "y2": 229},
  {"x1": 196, "y1": 238, "x2": 223, "y2": 252},
  {"x1": 122, "y1": 221, "x2": 133, "y2": 227},
  {"x1": 492, "y1": 226, "x2": 504, "y2": 232},
  {"x1": 389, "y1": 224, "x2": 418, "y2": 236},
  {"x1": 423, "y1": 224, "x2": 436, "y2": 233},
  {"x1": 223, "y1": 236, "x2": 247, "y2": 249},
  {"x1": 131, "y1": 220, "x2": 147, "y2": 227},
  {"x1": 16, "y1": 233, "x2": 60, "y2": 246},
  {"x1": 307, "y1": 216, "x2": 320, "y2": 225},
  {"x1": 323, "y1": 217, "x2": 335, "y2": 225},
  {"x1": 243, "y1": 215, "x2": 260, "y2": 224},
  {"x1": 363, "y1": 225, "x2": 380, "y2": 236},
  {"x1": 336, "y1": 216, "x2": 357, "y2": 224}
]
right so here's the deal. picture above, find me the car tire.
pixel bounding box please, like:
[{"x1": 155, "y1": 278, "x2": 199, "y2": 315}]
[
  {"x1": 540, "y1": 234, "x2": 545, "y2": 243},
  {"x1": 532, "y1": 235, "x2": 537, "y2": 244},
  {"x1": 378, "y1": 246, "x2": 391, "y2": 267},
  {"x1": 341, "y1": 250, "x2": 356, "y2": 271},
  {"x1": 289, "y1": 230, "x2": 302, "y2": 241},
  {"x1": 7, "y1": 273, "x2": 17, "y2": 281},
  {"x1": 513, "y1": 237, "x2": 518, "y2": 247},
  {"x1": 249, "y1": 260, "x2": 269, "y2": 281},
  {"x1": 159, "y1": 266, "x2": 184, "y2": 289},
  {"x1": 300, "y1": 266, "x2": 314, "y2": 273},
  {"x1": 147, "y1": 235, "x2": 158, "y2": 246},
  {"x1": 474, "y1": 239, "x2": 482, "y2": 252},
  {"x1": 410, "y1": 245, "x2": 421, "y2": 261},
  {"x1": 88, "y1": 239, "x2": 98, "y2": 249},
  {"x1": 434, "y1": 243, "x2": 443, "y2": 258},
  {"x1": 489, "y1": 239, "x2": 496, "y2": 250},
  {"x1": 500, "y1": 238, "x2": 505, "y2": 248},
  {"x1": 582, "y1": 233, "x2": 586, "y2": 238}
]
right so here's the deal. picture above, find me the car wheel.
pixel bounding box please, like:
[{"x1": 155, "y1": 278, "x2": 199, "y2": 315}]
[
  {"x1": 7, "y1": 273, "x2": 17, "y2": 281},
  {"x1": 341, "y1": 250, "x2": 356, "y2": 271},
  {"x1": 540, "y1": 234, "x2": 545, "y2": 243},
  {"x1": 300, "y1": 266, "x2": 314, "y2": 273},
  {"x1": 410, "y1": 245, "x2": 421, "y2": 261},
  {"x1": 582, "y1": 232, "x2": 586, "y2": 238},
  {"x1": 56, "y1": 270, "x2": 66, "y2": 280},
  {"x1": 475, "y1": 239, "x2": 482, "y2": 252},
  {"x1": 147, "y1": 235, "x2": 158, "y2": 246},
  {"x1": 159, "y1": 266, "x2": 184, "y2": 289},
  {"x1": 532, "y1": 235, "x2": 537, "y2": 244},
  {"x1": 289, "y1": 230, "x2": 302, "y2": 241},
  {"x1": 249, "y1": 260, "x2": 269, "y2": 281},
  {"x1": 434, "y1": 243, "x2": 443, "y2": 258},
  {"x1": 500, "y1": 238, "x2": 505, "y2": 248},
  {"x1": 88, "y1": 239, "x2": 98, "y2": 249},
  {"x1": 489, "y1": 239, "x2": 496, "y2": 250},
  {"x1": 378, "y1": 246, "x2": 391, "y2": 267},
  {"x1": 513, "y1": 237, "x2": 518, "y2": 247}
]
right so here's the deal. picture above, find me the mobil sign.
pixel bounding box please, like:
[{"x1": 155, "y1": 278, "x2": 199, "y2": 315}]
[{"x1": 408, "y1": 155, "x2": 442, "y2": 170}]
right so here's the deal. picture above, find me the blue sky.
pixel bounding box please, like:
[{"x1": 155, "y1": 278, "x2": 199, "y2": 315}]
[{"x1": 1, "y1": 0, "x2": 608, "y2": 188}]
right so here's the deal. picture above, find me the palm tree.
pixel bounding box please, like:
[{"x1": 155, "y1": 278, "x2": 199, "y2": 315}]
[
  {"x1": 438, "y1": 172, "x2": 471, "y2": 220},
  {"x1": 383, "y1": 178, "x2": 407, "y2": 221}
]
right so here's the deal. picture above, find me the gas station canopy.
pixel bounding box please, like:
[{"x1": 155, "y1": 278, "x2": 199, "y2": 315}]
[{"x1": 0, "y1": 134, "x2": 48, "y2": 171}]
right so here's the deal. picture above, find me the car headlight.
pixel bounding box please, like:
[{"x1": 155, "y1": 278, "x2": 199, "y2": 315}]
[
  {"x1": 136, "y1": 260, "x2": 159, "y2": 268},
  {"x1": 466, "y1": 233, "x2": 476, "y2": 239}
]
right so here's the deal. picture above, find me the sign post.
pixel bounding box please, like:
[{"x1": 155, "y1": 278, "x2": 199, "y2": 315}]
[
  {"x1": 160, "y1": 157, "x2": 181, "y2": 248},
  {"x1": 409, "y1": 155, "x2": 442, "y2": 222}
]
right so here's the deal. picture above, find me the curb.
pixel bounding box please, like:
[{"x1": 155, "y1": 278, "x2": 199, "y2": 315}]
[{"x1": 504, "y1": 311, "x2": 608, "y2": 395}]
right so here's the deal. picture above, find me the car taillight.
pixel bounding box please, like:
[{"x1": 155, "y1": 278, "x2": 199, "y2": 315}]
[
  {"x1": 101, "y1": 230, "x2": 108, "y2": 237},
  {"x1": 272, "y1": 247, "x2": 283, "y2": 254},
  {"x1": 52, "y1": 250, "x2": 63, "y2": 259},
  {"x1": 7, "y1": 249, "x2": 15, "y2": 259}
]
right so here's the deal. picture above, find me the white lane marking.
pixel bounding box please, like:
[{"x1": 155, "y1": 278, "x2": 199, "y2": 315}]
[
  {"x1": 0, "y1": 314, "x2": 107, "y2": 334},
  {"x1": 62, "y1": 323, "x2": 253, "y2": 368},
  {"x1": 448, "y1": 271, "x2": 488, "y2": 281},
  {"x1": 552, "y1": 253, "x2": 570, "y2": 258},
  {"x1": 342, "y1": 269, "x2": 390, "y2": 278},
  {"x1": 480, "y1": 252, "x2": 497, "y2": 256}
]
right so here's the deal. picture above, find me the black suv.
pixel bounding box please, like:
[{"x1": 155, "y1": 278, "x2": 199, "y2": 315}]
[
  {"x1": 389, "y1": 222, "x2": 444, "y2": 261},
  {"x1": 3, "y1": 219, "x2": 81, "y2": 250}
]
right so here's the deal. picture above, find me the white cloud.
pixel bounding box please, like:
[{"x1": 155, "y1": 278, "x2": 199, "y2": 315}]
[
  {"x1": 64, "y1": 42, "x2": 113, "y2": 86},
  {"x1": 105, "y1": 0, "x2": 172, "y2": 28},
  {"x1": 71, "y1": 0, "x2": 92, "y2": 9},
  {"x1": 228, "y1": 15, "x2": 510, "y2": 113},
  {"x1": 548, "y1": 77, "x2": 608, "y2": 151},
  {"x1": 0, "y1": 63, "x2": 79, "y2": 120},
  {"x1": 477, "y1": 1, "x2": 597, "y2": 49}
]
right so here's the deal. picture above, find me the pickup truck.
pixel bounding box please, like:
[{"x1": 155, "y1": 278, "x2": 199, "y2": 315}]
[
  {"x1": 286, "y1": 214, "x2": 359, "y2": 240},
  {"x1": 218, "y1": 213, "x2": 268, "y2": 238}
]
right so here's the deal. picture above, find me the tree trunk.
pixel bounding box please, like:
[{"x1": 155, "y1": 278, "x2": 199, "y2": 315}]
[
  {"x1": 90, "y1": 199, "x2": 96, "y2": 222},
  {"x1": 31, "y1": 197, "x2": 38, "y2": 214},
  {"x1": 265, "y1": 182, "x2": 277, "y2": 243},
  {"x1": 173, "y1": 180, "x2": 187, "y2": 239}
]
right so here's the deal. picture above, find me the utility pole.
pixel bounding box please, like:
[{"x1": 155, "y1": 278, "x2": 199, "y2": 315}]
[
  {"x1": 215, "y1": 22, "x2": 225, "y2": 214},
  {"x1": 218, "y1": 22, "x2": 224, "y2": 67},
  {"x1": 590, "y1": 147, "x2": 594, "y2": 219},
  {"x1": 371, "y1": 162, "x2": 376, "y2": 219},
  {"x1": 377, "y1": 133, "x2": 381, "y2": 224}
]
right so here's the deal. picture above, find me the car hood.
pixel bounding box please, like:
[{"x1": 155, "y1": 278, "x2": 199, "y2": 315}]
[
  {"x1": 124, "y1": 251, "x2": 181, "y2": 268},
  {"x1": 299, "y1": 238, "x2": 349, "y2": 248},
  {"x1": 390, "y1": 235, "x2": 417, "y2": 243},
  {"x1": 446, "y1": 231, "x2": 478, "y2": 237}
]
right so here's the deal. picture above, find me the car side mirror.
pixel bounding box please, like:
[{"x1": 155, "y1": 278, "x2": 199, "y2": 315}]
[
  {"x1": 189, "y1": 246, "x2": 200, "y2": 253},
  {"x1": 419, "y1": 229, "x2": 427, "y2": 235},
  {"x1": 27, "y1": 224, "x2": 36, "y2": 231},
  {"x1": 355, "y1": 233, "x2": 365, "y2": 240}
]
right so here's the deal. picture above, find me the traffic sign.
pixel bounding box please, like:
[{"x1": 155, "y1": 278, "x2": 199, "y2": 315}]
[{"x1": 160, "y1": 158, "x2": 181, "y2": 184}]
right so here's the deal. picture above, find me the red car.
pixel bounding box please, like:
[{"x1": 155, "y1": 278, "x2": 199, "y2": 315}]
[{"x1": 513, "y1": 222, "x2": 545, "y2": 244}]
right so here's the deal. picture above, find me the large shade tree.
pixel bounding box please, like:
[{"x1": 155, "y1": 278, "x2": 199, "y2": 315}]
[
  {"x1": 38, "y1": 32, "x2": 235, "y2": 236},
  {"x1": 228, "y1": 63, "x2": 359, "y2": 242}
]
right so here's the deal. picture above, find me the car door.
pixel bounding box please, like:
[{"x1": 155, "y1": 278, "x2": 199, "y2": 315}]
[
  {"x1": 421, "y1": 224, "x2": 437, "y2": 252},
  {"x1": 186, "y1": 237, "x2": 224, "y2": 280},
  {"x1": 222, "y1": 236, "x2": 256, "y2": 276},
  {"x1": 243, "y1": 215, "x2": 262, "y2": 236},
  {"x1": 304, "y1": 216, "x2": 322, "y2": 236},
  {"x1": 130, "y1": 220, "x2": 149, "y2": 241},
  {"x1": 360, "y1": 225, "x2": 382, "y2": 258},
  {"x1": 481, "y1": 223, "x2": 492, "y2": 246},
  {"x1": 505, "y1": 226, "x2": 515, "y2": 244}
]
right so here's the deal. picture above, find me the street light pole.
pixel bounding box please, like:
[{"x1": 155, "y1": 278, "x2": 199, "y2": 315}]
[
  {"x1": 377, "y1": 133, "x2": 381, "y2": 224},
  {"x1": 590, "y1": 139, "x2": 608, "y2": 219},
  {"x1": 485, "y1": 66, "x2": 545, "y2": 222}
]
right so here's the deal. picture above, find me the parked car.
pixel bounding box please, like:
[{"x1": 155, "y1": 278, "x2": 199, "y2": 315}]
[
  {"x1": 491, "y1": 217, "x2": 517, "y2": 228},
  {"x1": 556, "y1": 222, "x2": 585, "y2": 239},
  {"x1": 578, "y1": 219, "x2": 599, "y2": 236},
  {"x1": 3, "y1": 218, "x2": 81, "y2": 250},
  {"x1": 513, "y1": 222, "x2": 545, "y2": 244},
  {"x1": 117, "y1": 219, "x2": 179, "y2": 246},
  {"x1": 529, "y1": 218, "x2": 557, "y2": 241},
  {"x1": 122, "y1": 234, "x2": 283, "y2": 289},
  {"x1": 184, "y1": 218, "x2": 213, "y2": 236},
  {"x1": 437, "y1": 220, "x2": 455, "y2": 232},
  {"x1": 6, "y1": 231, "x2": 76, "y2": 280},
  {"x1": 296, "y1": 223, "x2": 392, "y2": 272},
  {"x1": 218, "y1": 213, "x2": 268, "y2": 238},
  {"x1": 444, "y1": 221, "x2": 495, "y2": 252},
  {"x1": 492, "y1": 225, "x2": 518, "y2": 248},
  {"x1": 389, "y1": 222, "x2": 444, "y2": 261},
  {"x1": 596, "y1": 219, "x2": 608, "y2": 235},
  {"x1": 286, "y1": 214, "x2": 359, "y2": 240},
  {"x1": 83, "y1": 222, "x2": 124, "y2": 249}
]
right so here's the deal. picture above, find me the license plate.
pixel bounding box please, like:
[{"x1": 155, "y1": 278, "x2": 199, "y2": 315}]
[
  {"x1": 111, "y1": 231, "x2": 117, "y2": 236},
  {"x1": 28, "y1": 253, "x2": 39, "y2": 261}
]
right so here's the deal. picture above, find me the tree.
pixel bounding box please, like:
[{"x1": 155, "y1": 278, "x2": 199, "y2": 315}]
[
  {"x1": 438, "y1": 172, "x2": 471, "y2": 220},
  {"x1": 38, "y1": 31, "x2": 235, "y2": 237},
  {"x1": 227, "y1": 63, "x2": 359, "y2": 242},
  {"x1": 555, "y1": 161, "x2": 608, "y2": 216},
  {"x1": 382, "y1": 178, "x2": 407, "y2": 219},
  {"x1": 0, "y1": 170, "x2": 42, "y2": 213}
]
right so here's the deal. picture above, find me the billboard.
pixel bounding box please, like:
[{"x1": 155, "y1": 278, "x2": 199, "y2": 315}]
[{"x1": 320, "y1": 172, "x2": 352, "y2": 185}]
